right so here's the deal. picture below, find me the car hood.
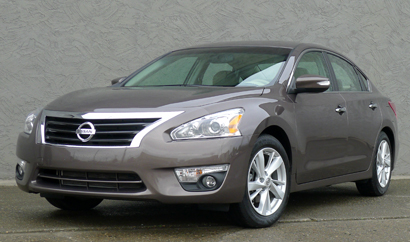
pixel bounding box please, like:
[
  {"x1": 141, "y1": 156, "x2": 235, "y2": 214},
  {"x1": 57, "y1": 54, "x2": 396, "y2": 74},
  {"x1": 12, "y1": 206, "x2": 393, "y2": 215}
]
[{"x1": 45, "y1": 86, "x2": 264, "y2": 112}]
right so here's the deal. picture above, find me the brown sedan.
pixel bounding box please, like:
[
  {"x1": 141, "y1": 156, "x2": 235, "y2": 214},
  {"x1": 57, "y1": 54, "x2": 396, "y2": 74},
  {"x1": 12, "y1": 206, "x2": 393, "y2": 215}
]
[{"x1": 16, "y1": 41, "x2": 398, "y2": 227}]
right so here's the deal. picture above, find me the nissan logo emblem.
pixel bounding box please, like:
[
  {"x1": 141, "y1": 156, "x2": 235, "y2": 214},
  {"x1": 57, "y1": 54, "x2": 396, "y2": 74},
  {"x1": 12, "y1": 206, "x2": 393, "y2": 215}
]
[{"x1": 75, "y1": 122, "x2": 96, "y2": 142}]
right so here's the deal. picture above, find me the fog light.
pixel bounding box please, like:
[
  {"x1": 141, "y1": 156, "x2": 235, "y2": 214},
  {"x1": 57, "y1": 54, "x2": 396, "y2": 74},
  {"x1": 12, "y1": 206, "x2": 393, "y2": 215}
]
[
  {"x1": 16, "y1": 160, "x2": 26, "y2": 180},
  {"x1": 174, "y1": 164, "x2": 229, "y2": 183},
  {"x1": 202, "y1": 175, "x2": 217, "y2": 188}
]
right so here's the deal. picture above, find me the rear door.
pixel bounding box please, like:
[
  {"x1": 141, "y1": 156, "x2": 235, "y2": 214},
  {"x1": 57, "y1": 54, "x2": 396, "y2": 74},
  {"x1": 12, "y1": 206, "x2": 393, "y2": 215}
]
[
  {"x1": 326, "y1": 53, "x2": 382, "y2": 172},
  {"x1": 293, "y1": 51, "x2": 349, "y2": 183}
]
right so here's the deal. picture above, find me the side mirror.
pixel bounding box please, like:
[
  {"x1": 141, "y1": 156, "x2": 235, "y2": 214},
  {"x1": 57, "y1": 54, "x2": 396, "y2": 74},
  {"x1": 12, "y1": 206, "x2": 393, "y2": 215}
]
[
  {"x1": 295, "y1": 75, "x2": 330, "y2": 93},
  {"x1": 111, "y1": 77, "x2": 126, "y2": 85}
]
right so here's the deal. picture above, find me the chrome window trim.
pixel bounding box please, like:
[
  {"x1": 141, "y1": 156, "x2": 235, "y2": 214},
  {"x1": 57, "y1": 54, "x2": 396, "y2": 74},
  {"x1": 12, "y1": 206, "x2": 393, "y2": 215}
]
[
  {"x1": 286, "y1": 48, "x2": 373, "y2": 93},
  {"x1": 40, "y1": 110, "x2": 184, "y2": 148},
  {"x1": 286, "y1": 48, "x2": 327, "y2": 92}
]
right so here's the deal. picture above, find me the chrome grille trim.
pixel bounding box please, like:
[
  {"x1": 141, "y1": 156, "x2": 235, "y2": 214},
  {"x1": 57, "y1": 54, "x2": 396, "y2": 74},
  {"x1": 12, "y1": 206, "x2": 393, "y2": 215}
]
[
  {"x1": 39, "y1": 110, "x2": 183, "y2": 148},
  {"x1": 38, "y1": 174, "x2": 143, "y2": 184},
  {"x1": 37, "y1": 169, "x2": 146, "y2": 193},
  {"x1": 45, "y1": 116, "x2": 157, "y2": 146}
]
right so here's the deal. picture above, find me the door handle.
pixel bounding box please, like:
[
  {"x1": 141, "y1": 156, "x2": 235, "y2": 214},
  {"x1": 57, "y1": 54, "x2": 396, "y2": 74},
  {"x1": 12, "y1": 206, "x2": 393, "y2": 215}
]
[
  {"x1": 335, "y1": 105, "x2": 346, "y2": 114},
  {"x1": 369, "y1": 102, "x2": 378, "y2": 110}
]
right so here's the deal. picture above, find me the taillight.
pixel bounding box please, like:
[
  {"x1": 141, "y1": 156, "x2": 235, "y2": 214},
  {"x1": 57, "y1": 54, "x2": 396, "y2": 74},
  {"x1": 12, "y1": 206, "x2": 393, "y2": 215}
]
[{"x1": 388, "y1": 101, "x2": 397, "y2": 117}]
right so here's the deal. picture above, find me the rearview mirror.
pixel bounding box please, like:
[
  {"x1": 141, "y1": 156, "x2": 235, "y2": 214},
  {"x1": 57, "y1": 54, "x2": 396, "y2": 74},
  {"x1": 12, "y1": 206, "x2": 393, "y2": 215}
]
[
  {"x1": 295, "y1": 75, "x2": 330, "y2": 93},
  {"x1": 111, "y1": 77, "x2": 126, "y2": 85}
]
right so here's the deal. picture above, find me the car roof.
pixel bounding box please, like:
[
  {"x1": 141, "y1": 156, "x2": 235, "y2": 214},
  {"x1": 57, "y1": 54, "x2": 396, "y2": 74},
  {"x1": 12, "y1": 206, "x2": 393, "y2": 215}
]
[{"x1": 184, "y1": 41, "x2": 330, "y2": 51}]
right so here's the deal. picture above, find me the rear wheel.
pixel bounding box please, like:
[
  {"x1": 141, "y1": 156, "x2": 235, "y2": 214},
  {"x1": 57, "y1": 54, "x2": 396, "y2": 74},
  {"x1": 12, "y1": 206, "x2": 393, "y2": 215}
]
[
  {"x1": 45, "y1": 196, "x2": 103, "y2": 211},
  {"x1": 356, "y1": 132, "x2": 392, "y2": 196},
  {"x1": 230, "y1": 135, "x2": 290, "y2": 228}
]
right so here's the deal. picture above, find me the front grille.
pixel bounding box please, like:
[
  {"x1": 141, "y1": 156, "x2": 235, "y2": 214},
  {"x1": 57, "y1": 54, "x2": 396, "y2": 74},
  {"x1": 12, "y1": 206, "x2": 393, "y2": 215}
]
[
  {"x1": 37, "y1": 169, "x2": 146, "y2": 193},
  {"x1": 45, "y1": 116, "x2": 159, "y2": 146}
]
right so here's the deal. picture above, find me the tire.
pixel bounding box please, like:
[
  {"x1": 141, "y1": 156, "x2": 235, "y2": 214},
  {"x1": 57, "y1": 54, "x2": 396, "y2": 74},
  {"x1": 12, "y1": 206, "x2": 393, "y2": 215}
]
[
  {"x1": 45, "y1": 196, "x2": 103, "y2": 211},
  {"x1": 356, "y1": 132, "x2": 392, "y2": 196},
  {"x1": 230, "y1": 134, "x2": 290, "y2": 228}
]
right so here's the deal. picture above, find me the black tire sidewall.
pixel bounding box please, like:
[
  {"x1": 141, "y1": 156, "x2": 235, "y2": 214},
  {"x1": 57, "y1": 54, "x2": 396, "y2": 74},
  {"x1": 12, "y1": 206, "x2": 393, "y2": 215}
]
[
  {"x1": 237, "y1": 134, "x2": 291, "y2": 228},
  {"x1": 371, "y1": 132, "x2": 392, "y2": 195}
]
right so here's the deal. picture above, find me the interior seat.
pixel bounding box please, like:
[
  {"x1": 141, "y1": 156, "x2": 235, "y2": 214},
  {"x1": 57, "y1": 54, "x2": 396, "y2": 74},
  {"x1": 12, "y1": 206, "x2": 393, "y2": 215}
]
[
  {"x1": 294, "y1": 67, "x2": 309, "y2": 79},
  {"x1": 212, "y1": 71, "x2": 238, "y2": 86}
]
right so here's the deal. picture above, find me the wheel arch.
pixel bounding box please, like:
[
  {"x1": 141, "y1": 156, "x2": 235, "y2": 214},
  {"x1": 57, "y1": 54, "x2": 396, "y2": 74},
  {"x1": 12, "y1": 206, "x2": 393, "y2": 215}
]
[{"x1": 260, "y1": 126, "x2": 293, "y2": 170}]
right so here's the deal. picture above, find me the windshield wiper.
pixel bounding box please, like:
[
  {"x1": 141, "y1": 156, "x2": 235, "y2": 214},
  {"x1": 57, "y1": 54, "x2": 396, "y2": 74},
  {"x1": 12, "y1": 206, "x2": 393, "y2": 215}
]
[{"x1": 185, "y1": 84, "x2": 236, "y2": 87}]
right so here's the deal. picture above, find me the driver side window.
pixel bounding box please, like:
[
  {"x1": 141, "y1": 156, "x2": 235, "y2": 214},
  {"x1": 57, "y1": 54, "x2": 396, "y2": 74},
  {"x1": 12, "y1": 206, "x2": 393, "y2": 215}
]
[{"x1": 295, "y1": 51, "x2": 332, "y2": 91}]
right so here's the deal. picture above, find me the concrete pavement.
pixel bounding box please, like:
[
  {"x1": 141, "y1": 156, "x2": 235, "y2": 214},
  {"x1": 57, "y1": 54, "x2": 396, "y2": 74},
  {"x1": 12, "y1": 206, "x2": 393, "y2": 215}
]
[{"x1": 0, "y1": 178, "x2": 409, "y2": 241}]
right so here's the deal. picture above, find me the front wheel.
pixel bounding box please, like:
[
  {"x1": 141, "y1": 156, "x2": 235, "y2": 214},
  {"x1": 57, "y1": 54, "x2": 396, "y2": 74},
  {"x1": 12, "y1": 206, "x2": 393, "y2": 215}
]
[
  {"x1": 230, "y1": 135, "x2": 290, "y2": 228},
  {"x1": 356, "y1": 132, "x2": 392, "y2": 196},
  {"x1": 45, "y1": 196, "x2": 103, "y2": 211}
]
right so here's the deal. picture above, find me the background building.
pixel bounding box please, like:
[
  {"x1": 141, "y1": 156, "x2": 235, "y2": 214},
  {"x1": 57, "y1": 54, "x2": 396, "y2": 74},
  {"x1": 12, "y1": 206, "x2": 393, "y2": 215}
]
[{"x1": 1, "y1": 0, "x2": 409, "y2": 179}]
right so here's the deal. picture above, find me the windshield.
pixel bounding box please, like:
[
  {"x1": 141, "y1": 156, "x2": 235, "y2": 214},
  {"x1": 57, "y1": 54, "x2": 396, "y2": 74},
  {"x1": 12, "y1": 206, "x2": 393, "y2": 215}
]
[{"x1": 124, "y1": 47, "x2": 291, "y2": 87}]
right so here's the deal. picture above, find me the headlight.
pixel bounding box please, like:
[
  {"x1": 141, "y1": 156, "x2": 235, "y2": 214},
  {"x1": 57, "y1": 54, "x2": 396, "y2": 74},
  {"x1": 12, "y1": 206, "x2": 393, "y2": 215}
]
[
  {"x1": 24, "y1": 109, "x2": 41, "y2": 134},
  {"x1": 170, "y1": 108, "x2": 244, "y2": 140}
]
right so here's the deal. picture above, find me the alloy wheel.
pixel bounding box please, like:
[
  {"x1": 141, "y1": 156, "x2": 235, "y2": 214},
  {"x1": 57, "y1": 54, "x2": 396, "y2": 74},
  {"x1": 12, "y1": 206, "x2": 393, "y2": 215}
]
[
  {"x1": 377, "y1": 140, "x2": 391, "y2": 188},
  {"x1": 247, "y1": 147, "x2": 287, "y2": 216}
]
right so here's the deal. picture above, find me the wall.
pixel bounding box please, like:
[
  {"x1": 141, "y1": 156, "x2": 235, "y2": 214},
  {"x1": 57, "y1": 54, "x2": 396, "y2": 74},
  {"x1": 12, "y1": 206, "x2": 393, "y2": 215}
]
[{"x1": 1, "y1": 0, "x2": 409, "y2": 179}]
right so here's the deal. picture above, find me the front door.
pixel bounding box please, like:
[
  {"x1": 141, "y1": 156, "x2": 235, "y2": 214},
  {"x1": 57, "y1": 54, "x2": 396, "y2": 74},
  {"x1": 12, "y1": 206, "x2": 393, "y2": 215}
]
[
  {"x1": 292, "y1": 51, "x2": 350, "y2": 184},
  {"x1": 295, "y1": 92, "x2": 349, "y2": 183}
]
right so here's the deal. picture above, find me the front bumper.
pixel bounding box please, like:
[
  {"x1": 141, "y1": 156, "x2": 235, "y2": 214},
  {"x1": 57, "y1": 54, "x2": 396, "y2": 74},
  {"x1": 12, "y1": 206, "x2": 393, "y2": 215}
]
[{"x1": 16, "y1": 131, "x2": 252, "y2": 204}]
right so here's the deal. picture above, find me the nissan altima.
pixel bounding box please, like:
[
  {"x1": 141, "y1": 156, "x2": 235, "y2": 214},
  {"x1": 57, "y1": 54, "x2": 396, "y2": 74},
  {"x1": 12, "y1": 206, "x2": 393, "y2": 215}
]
[{"x1": 16, "y1": 41, "x2": 398, "y2": 227}]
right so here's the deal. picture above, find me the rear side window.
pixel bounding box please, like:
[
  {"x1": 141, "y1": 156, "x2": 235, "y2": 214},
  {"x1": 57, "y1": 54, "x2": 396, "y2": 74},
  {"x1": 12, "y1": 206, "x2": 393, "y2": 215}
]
[
  {"x1": 357, "y1": 69, "x2": 369, "y2": 91},
  {"x1": 328, "y1": 54, "x2": 363, "y2": 92}
]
